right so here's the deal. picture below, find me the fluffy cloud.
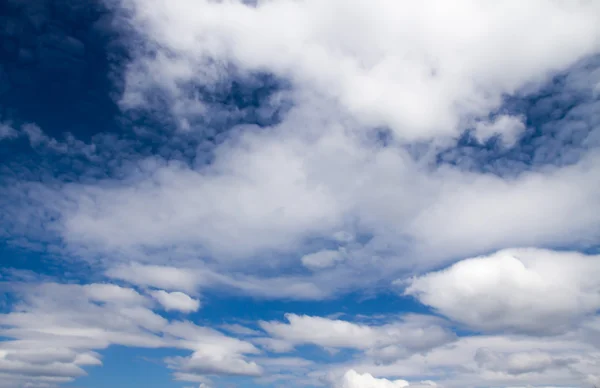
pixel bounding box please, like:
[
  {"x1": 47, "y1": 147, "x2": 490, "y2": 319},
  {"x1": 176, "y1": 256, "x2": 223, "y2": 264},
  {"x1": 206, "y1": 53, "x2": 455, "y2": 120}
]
[
  {"x1": 335, "y1": 370, "x2": 411, "y2": 388},
  {"x1": 334, "y1": 370, "x2": 435, "y2": 388},
  {"x1": 0, "y1": 280, "x2": 262, "y2": 387},
  {"x1": 120, "y1": 0, "x2": 600, "y2": 141},
  {"x1": 150, "y1": 290, "x2": 200, "y2": 313},
  {"x1": 2, "y1": 2, "x2": 600, "y2": 300},
  {"x1": 17, "y1": 105, "x2": 600, "y2": 296},
  {"x1": 2, "y1": 0, "x2": 600, "y2": 387},
  {"x1": 167, "y1": 349, "x2": 262, "y2": 377},
  {"x1": 404, "y1": 248, "x2": 600, "y2": 334}
]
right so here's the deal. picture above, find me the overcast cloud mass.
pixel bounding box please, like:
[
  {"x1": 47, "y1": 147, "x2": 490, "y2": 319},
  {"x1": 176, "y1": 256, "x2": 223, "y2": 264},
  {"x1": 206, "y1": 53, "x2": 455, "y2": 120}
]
[{"x1": 1, "y1": 0, "x2": 600, "y2": 387}]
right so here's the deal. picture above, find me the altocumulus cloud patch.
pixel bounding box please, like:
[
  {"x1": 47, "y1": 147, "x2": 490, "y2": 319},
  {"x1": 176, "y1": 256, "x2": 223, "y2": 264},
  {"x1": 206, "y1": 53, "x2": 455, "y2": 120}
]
[{"x1": 1, "y1": 1, "x2": 600, "y2": 387}]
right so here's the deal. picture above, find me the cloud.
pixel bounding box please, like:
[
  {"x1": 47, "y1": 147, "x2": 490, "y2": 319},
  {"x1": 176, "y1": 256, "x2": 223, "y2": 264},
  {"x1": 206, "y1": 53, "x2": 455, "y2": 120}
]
[
  {"x1": 163, "y1": 321, "x2": 263, "y2": 379},
  {"x1": 473, "y1": 115, "x2": 526, "y2": 147},
  {"x1": 106, "y1": 262, "x2": 327, "y2": 300},
  {"x1": 11, "y1": 107, "x2": 600, "y2": 300},
  {"x1": 150, "y1": 290, "x2": 200, "y2": 313},
  {"x1": 2, "y1": 1, "x2": 593, "y2": 295},
  {"x1": 251, "y1": 338, "x2": 296, "y2": 354},
  {"x1": 83, "y1": 283, "x2": 148, "y2": 305},
  {"x1": 56, "y1": 140, "x2": 345, "y2": 260},
  {"x1": 106, "y1": 263, "x2": 200, "y2": 293},
  {"x1": 119, "y1": 0, "x2": 600, "y2": 141},
  {"x1": 474, "y1": 348, "x2": 575, "y2": 376},
  {"x1": 338, "y1": 333, "x2": 600, "y2": 388},
  {"x1": 0, "y1": 280, "x2": 263, "y2": 387},
  {"x1": 301, "y1": 249, "x2": 346, "y2": 270},
  {"x1": 167, "y1": 349, "x2": 262, "y2": 377},
  {"x1": 260, "y1": 314, "x2": 454, "y2": 360},
  {"x1": 404, "y1": 248, "x2": 600, "y2": 334},
  {"x1": 2, "y1": 1, "x2": 600, "y2": 387},
  {"x1": 334, "y1": 370, "x2": 435, "y2": 388},
  {"x1": 0, "y1": 121, "x2": 17, "y2": 141},
  {"x1": 2, "y1": 41, "x2": 600, "y2": 305}
]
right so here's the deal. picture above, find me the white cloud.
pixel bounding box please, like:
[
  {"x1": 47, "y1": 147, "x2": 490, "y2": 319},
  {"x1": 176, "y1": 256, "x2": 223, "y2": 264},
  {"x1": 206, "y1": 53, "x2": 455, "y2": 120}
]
[
  {"x1": 474, "y1": 348, "x2": 574, "y2": 376},
  {"x1": 83, "y1": 283, "x2": 147, "y2": 305},
  {"x1": 302, "y1": 249, "x2": 345, "y2": 270},
  {"x1": 4, "y1": 12, "x2": 599, "y2": 304},
  {"x1": 150, "y1": 290, "x2": 200, "y2": 313},
  {"x1": 2, "y1": 1, "x2": 600, "y2": 386},
  {"x1": 252, "y1": 337, "x2": 296, "y2": 354},
  {"x1": 167, "y1": 349, "x2": 262, "y2": 377},
  {"x1": 163, "y1": 321, "x2": 263, "y2": 378},
  {"x1": 106, "y1": 262, "x2": 328, "y2": 300},
  {"x1": 14, "y1": 1, "x2": 594, "y2": 288},
  {"x1": 340, "y1": 333, "x2": 600, "y2": 388},
  {"x1": 120, "y1": 0, "x2": 600, "y2": 141},
  {"x1": 31, "y1": 114, "x2": 600, "y2": 298},
  {"x1": 0, "y1": 281, "x2": 262, "y2": 387},
  {"x1": 59, "y1": 141, "x2": 345, "y2": 260},
  {"x1": 260, "y1": 314, "x2": 454, "y2": 358},
  {"x1": 404, "y1": 248, "x2": 600, "y2": 334},
  {"x1": 106, "y1": 263, "x2": 200, "y2": 293},
  {"x1": 473, "y1": 115, "x2": 526, "y2": 146},
  {"x1": 334, "y1": 370, "x2": 435, "y2": 388}
]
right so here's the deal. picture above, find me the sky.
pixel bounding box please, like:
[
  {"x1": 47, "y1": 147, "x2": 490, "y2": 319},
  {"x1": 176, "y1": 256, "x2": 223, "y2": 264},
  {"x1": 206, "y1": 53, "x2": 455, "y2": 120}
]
[{"x1": 0, "y1": 0, "x2": 600, "y2": 387}]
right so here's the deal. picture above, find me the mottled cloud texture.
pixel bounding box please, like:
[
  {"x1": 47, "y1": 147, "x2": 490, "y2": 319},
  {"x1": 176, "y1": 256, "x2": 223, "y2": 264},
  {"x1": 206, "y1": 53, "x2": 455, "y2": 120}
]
[{"x1": 0, "y1": 0, "x2": 600, "y2": 387}]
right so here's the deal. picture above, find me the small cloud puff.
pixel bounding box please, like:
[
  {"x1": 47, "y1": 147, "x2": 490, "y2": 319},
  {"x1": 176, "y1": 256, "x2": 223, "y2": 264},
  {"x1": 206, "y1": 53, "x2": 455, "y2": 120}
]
[
  {"x1": 150, "y1": 290, "x2": 201, "y2": 313},
  {"x1": 335, "y1": 370, "x2": 436, "y2": 388}
]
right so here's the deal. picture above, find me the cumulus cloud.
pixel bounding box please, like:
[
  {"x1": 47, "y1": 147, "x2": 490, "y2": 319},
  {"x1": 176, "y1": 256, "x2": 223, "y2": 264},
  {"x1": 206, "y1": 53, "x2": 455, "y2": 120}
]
[
  {"x1": 167, "y1": 349, "x2": 262, "y2": 377},
  {"x1": 150, "y1": 290, "x2": 200, "y2": 313},
  {"x1": 163, "y1": 321, "x2": 262, "y2": 378},
  {"x1": 15, "y1": 105, "x2": 600, "y2": 296},
  {"x1": 0, "y1": 280, "x2": 262, "y2": 387},
  {"x1": 3, "y1": 2, "x2": 600, "y2": 300},
  {"x1": 119, "y1": 0, "x2": 600, "y2": 141},
  {"x1": 404, "y1": 248, "x2": 600, "y2": 334},
  {"x1": 2, "y1": 0, "x2": 600, "y2": 387},
  {"x1": 334, "y1": 370, "x2": 435, "y2": 388}
]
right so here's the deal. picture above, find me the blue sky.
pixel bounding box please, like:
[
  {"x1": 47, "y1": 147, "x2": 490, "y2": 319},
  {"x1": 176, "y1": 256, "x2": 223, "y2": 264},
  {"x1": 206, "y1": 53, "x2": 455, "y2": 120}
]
[{"x1": 1, "y1": 1, "x2": 600, "y2": 387}]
